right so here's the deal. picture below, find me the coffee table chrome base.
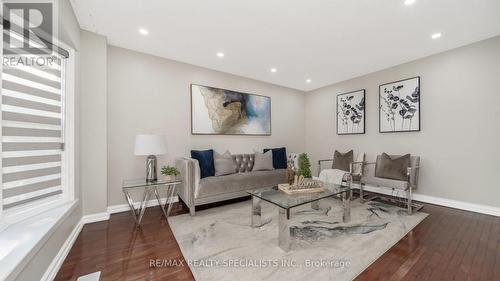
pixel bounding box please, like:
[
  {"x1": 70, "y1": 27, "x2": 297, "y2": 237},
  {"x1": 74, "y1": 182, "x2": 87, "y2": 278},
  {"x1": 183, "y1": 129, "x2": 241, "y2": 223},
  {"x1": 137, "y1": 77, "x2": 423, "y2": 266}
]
[
  {"x1": 251, "y1": 196, "x2": 262, "y2": 227},
  {"x1": 342, "y1": 188, "x2": 351, "y2": 222},
  {"x1": 124, "y1": 184, "x2": 177, "y2": 225},
  {"x1": 250, "y1": 190, "x2": 351, "y2": 252},
  {"x1": 278, "y1": 208, "x2": 291, "y2": 251}
]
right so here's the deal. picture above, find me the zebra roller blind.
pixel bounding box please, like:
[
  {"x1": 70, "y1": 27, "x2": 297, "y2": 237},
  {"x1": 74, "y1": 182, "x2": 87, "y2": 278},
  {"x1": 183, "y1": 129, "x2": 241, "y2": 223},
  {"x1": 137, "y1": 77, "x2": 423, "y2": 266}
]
[{"x1": 2, "y1": 51, "x2": 67, "y2": 210}]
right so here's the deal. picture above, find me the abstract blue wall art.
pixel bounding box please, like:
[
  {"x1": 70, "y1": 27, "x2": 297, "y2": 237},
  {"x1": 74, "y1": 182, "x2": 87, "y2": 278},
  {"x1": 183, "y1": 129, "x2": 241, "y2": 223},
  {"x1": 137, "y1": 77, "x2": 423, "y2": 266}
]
[{"x1": 191, "y1": 84, "x2": 271, "y2": 135}]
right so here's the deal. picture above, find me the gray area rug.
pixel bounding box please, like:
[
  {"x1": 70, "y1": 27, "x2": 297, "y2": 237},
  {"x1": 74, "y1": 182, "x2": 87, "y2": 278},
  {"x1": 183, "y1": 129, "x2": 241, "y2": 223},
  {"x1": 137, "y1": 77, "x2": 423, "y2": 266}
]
[{"x1": 168, "y1": 198, "x2": 427, "y2": 281}]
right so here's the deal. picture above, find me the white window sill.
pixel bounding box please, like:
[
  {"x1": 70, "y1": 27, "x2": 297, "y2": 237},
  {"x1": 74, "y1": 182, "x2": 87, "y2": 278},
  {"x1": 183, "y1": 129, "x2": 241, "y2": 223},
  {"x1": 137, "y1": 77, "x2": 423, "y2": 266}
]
[{"x1": 0, "y1": 199, "x2": 78, "y2": 281}]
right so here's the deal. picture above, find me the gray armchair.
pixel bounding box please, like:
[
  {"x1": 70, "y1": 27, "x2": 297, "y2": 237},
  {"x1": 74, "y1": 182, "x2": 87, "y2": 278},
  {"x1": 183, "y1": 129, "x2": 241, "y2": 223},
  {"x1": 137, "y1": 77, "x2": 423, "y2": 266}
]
[
  {"x1": 359, "y1": 155, "x2": 420, "y2": 215},
  {"x1": 317, "y1": 152, "x2": 366, "y2": 199}
]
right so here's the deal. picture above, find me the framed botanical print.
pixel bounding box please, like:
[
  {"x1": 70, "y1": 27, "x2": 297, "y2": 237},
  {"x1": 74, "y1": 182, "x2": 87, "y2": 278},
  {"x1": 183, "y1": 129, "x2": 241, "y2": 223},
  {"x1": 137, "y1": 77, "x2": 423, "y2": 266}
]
[
  {"x1": 379, "y1": 77, "x2": 420, "y2": 133},
  {"x1": 336, "y1": 89, "x2": 365, "y2": 135}
]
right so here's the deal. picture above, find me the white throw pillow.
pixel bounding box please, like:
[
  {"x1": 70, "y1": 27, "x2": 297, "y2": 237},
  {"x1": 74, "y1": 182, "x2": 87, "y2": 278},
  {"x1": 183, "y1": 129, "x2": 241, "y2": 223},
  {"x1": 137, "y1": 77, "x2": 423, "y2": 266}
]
[
  {"x1": 252, "y1": 150, "x2": 274, "y2": 171},
  {"x1": 214, "y1": 151, "x2": 236, "y2": 176}
]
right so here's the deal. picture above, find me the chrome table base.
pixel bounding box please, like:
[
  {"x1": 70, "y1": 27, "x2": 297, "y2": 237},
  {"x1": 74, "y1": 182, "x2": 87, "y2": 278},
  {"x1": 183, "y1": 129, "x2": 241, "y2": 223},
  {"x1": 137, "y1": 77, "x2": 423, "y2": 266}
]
[
  {"x1": 123, "y1": 184, "x2": 177, "y2": 225},
  {"x1": 278, "y1": 208, "x2": 291, "y2": 251},
  {"x1": 251, "y1": 196, "x2": 262, "y2": 227},
  {"x1": 251, "y1": 190, "x2": 352, "y2": 252}
]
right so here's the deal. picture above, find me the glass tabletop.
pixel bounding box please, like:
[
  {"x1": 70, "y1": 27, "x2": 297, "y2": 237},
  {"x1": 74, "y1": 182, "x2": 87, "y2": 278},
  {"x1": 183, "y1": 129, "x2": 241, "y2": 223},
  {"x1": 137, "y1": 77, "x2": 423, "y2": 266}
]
[
  {"x1": 122, "y1": 178, "x2": 181, "y2": 190},
  {"x1": 247, "y1": 183, "x2": 350, "y2": 209}
]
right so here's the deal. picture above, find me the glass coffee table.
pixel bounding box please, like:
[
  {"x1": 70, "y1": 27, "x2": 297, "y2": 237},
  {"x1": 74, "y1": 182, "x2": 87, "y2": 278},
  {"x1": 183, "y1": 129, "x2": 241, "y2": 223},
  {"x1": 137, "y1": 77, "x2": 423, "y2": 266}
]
[{"x1": 247, "y1": 183, "x2": 351, "y2": 251}]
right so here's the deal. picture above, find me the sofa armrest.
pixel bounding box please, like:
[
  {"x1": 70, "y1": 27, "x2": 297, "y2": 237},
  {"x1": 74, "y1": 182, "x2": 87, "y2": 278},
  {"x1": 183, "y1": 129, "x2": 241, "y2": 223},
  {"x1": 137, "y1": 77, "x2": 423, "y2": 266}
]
[{"x1": 175, "y1": 157, "x2": 200, "y2": 211}]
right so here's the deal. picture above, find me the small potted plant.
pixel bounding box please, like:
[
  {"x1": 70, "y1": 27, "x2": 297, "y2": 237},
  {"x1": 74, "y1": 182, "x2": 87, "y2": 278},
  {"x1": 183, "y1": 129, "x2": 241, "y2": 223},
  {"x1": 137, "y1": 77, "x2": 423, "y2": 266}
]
[
  {"x1": 161, "y1": 165, "x2": 180, "y2": 181},
  {"x1": 297, "y1": 153, "x2": 312, "y2": 178}
]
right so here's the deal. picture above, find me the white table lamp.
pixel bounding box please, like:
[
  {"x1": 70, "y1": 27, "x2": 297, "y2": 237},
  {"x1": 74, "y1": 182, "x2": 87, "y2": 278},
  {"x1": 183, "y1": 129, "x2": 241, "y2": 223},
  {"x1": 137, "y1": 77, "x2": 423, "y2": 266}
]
[{"x1": 134, "y1": 134, "x2": 167, "y2": 182}]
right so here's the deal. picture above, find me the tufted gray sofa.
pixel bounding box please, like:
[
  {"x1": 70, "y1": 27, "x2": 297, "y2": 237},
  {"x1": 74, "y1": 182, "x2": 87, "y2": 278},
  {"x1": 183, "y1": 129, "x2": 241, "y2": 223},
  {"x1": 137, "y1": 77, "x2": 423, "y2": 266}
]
[{"x1": 175, "y1": 154, "x2": 287, "y2": 215}]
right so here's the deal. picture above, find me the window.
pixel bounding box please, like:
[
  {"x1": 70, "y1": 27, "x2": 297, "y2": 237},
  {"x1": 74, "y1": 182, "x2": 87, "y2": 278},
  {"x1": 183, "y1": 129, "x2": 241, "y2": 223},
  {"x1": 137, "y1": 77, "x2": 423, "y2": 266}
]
[{"x1": 1, "y1": 26, "x2": 75, "y2": 220}]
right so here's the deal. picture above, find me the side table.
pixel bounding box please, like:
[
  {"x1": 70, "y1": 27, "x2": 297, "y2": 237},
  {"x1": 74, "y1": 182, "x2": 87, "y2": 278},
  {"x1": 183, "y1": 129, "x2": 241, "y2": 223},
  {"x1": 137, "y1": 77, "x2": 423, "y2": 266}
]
[{"x1": 122, "y1": 178, "x2": 181, "y2": 225}]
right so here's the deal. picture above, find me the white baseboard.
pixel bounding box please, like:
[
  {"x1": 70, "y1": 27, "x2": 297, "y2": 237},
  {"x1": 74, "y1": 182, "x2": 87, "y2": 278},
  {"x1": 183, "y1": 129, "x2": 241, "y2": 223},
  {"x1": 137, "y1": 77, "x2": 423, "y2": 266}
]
[
  {"x1": 107, "y1": 196, "x2": 179, "y2": 214},
  {"x1": 40, "y1": 219, "x2": 84, "y2": 281},
  {"x1": 81, "y1": 212, "x2": 110, "y2": 224},
  {"x1": 361, "y1": 184, "x2": 500, "y2": 217}
]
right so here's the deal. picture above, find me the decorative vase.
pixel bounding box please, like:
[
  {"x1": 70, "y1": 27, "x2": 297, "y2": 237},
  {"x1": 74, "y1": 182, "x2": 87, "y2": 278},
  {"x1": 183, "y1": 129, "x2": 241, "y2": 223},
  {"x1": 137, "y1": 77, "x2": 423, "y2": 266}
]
[
  {"x1": 286, "y1": 160, "x2": 296, "y2": 185},
  {"x1": 164, "y1": 175, "x2": 176, "y2": 181},
  {"x1": 286, "y1": 169, "x2": 295, "y2": 185}
]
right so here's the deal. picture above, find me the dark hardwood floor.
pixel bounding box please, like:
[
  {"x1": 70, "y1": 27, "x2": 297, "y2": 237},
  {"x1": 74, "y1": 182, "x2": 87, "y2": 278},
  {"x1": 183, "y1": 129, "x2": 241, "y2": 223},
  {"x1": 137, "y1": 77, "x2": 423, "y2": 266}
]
[{"x1": 55, "y1": 197, "x2": 500, "y2": 281}]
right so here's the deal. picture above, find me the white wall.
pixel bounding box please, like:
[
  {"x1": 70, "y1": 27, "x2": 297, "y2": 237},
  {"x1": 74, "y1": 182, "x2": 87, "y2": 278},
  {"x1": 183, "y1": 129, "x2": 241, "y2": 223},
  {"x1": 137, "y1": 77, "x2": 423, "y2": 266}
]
[
  {"x1": 305, "y1": 36, "x2": 500, "y2": 207},
  {"x1": 80, "y1": 30, "x2": 108, "y2": 215},
  {"x1": 107, "y1": 46, "x2": 306, "y2": 206}
]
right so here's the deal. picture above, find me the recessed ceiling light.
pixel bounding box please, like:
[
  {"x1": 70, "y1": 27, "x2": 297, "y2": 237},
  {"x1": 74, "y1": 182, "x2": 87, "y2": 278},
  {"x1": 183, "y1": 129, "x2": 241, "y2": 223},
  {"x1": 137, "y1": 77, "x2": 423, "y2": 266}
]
[
  {"x1": 431, "y1": 32, "x2": 442, "y2": 39},
  {"x1": 270, "y1": 68, "x2": 277, "y2": 73},
  {"x1": 404, "y1": 0, "x2": 416, "y2": 6},
  {"x1": 216, "y1": 52, "x2": 225, "y2": 58},
  {"x1": 138, "y1": 28, "x2": 149, "y2": 35},
  {"x1": 306, "y1": 79, "x2": 312, "y2": 83}
]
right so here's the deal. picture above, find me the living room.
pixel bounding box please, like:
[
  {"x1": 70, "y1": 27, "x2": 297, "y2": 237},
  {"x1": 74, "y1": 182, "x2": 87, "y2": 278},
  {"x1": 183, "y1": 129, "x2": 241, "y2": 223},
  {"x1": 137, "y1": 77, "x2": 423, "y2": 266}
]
[{"x1": 1, "y1": 0, "x2": 499, "y2": 280}]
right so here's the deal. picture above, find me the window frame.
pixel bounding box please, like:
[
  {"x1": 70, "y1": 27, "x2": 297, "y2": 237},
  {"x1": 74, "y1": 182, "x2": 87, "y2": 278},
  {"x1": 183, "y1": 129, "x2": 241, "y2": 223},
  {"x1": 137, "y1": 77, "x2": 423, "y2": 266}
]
[{"x1": 0, "y1": 38, "x2": 76, "y2": 224}]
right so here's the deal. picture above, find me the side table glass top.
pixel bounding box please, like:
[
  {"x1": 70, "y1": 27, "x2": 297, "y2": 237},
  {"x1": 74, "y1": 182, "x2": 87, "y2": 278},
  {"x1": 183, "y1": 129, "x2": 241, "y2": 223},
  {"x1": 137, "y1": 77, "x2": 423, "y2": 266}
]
[
  {"x1": 122, "y1": 178, "x2": 181, "y2": 190},
  {"x1": 247, "y1": 183, "x2": 350, "y2": 209}
]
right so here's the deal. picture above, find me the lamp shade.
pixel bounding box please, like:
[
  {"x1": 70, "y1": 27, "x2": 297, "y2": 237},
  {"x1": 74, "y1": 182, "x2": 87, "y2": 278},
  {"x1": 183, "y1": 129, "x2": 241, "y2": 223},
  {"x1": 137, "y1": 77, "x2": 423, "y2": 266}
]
[{"x1": 134, "y1": 134, "x2": 167, "y2": 156}]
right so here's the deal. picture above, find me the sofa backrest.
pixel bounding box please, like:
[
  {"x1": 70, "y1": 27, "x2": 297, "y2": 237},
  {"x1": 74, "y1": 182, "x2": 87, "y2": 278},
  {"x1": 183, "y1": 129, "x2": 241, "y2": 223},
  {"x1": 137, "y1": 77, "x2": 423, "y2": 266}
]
[{"x1": 232, "y1": 154, "x2": 255, "y2": 173}]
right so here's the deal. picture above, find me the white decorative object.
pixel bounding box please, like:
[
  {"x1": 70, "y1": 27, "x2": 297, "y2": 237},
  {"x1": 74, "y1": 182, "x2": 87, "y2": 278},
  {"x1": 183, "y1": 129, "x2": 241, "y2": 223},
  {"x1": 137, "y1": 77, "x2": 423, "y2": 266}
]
[{"x1": 278, "y1": 177, "x2": 325, "y2": 194}]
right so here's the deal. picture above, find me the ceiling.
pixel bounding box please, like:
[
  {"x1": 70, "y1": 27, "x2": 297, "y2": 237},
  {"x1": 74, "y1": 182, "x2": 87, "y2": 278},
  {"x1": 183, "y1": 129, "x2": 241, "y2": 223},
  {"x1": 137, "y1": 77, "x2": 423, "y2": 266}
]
[{"x1": 70, "y1": 0, "x2": 500, "y2": 91}]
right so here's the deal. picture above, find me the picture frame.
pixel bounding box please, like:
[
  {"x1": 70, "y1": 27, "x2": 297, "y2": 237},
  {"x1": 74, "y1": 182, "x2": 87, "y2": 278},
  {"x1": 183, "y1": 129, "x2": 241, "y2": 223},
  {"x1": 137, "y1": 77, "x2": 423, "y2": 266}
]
[
  {"x1": 336, "y1": 89, "x2": 366, "y2": 135},
  {"x1": 379, "y1": 76, "x2": 420, "y2": 133},
  {"x1": 190, "y1": 84, "x2": 272, "y2": 135}
]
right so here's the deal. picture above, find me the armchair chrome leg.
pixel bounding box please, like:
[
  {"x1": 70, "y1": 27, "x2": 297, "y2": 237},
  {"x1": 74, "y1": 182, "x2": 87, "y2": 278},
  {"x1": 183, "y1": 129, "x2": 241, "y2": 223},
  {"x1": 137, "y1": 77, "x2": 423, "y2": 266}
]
[
  {"x1": 359, "y1": 184, "x2": 365, "y2": 203},
  {"x1": 407, "y1": 186, "x2": 413, "y2": 215},
  {"x1": 189, "y1": 205, "x2": 196, "y2": 216},
  {"x1": 349, "y1": 178, "x2": 354, "y2": 200}
]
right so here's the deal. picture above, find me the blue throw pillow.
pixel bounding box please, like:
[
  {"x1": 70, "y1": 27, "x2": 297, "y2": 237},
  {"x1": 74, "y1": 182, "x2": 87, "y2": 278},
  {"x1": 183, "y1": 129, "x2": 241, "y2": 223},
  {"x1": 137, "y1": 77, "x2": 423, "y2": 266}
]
[
  {"x1": 263, "y1": 147, "x2": 287, "y2": 169},
  {"x1": 191, "y1": 149, "x2": 215, "y2": 178}
]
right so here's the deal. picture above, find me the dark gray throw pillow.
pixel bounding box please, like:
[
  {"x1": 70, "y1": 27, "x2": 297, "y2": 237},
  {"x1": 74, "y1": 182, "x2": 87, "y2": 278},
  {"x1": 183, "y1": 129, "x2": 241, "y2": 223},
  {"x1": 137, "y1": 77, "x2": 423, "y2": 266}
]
[
  {"x1": 331, "y1": 150, "x2": 353, "y2": 172},
  {"x1": 375, "y1": 153, "x2": 411, "y2": 181}
]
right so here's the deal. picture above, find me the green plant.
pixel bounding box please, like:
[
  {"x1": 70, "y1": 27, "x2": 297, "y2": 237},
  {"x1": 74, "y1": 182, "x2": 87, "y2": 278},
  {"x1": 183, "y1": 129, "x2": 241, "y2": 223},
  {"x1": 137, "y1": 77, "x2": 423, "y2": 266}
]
[
  {"x1": 297, "y1": 153, "x2": 312, "y2": 178},
  {"x1": 161, "y1": 166, "x2": 180, "y2": 176}
]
